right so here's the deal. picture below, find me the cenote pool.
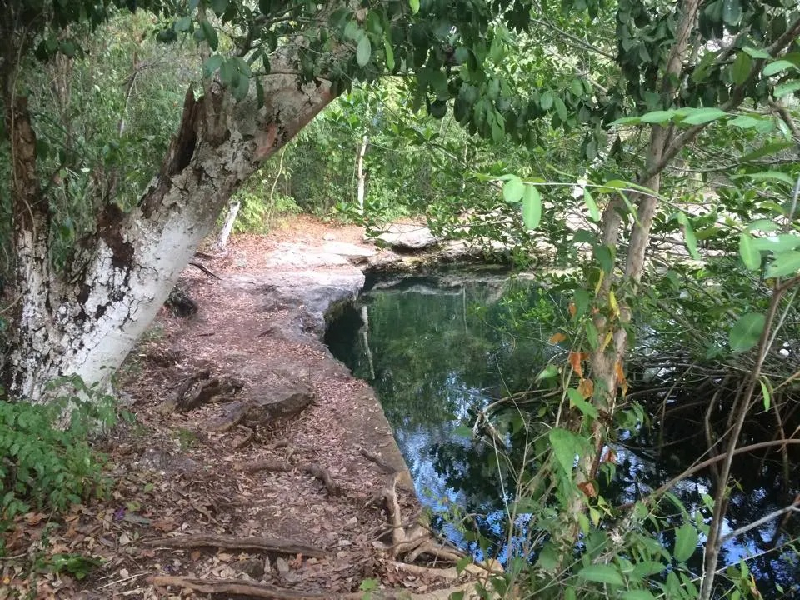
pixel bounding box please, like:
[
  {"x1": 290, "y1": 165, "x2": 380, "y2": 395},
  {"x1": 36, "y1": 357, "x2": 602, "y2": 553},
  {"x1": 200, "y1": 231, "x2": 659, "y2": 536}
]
[{"x1": 324, "y1": 269, "x2": 799, "y2": 598}]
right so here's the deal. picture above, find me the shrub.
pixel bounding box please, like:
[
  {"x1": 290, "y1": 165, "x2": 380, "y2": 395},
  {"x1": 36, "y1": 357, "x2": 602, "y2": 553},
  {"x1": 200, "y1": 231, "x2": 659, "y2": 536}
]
[{"x1": 0, "y1": 378, "x2": 116, "y2": 553}]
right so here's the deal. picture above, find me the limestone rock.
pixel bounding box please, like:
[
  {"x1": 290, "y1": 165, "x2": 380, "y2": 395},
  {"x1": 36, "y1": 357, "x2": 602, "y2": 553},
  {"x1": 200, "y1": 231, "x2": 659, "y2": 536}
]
[
  {"x1": 211, "y1": 380, "x2": 315, "y2": 431},
  {"x1": 373, "y1": 223, "x2": 438, "y2": 250}
]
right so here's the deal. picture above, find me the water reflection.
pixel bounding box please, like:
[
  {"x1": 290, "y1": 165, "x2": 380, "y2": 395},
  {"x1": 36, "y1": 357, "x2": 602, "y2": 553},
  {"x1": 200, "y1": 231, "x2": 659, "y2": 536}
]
[{"x1": 325, "y1": 273, "x2": 799, "y2": 598}]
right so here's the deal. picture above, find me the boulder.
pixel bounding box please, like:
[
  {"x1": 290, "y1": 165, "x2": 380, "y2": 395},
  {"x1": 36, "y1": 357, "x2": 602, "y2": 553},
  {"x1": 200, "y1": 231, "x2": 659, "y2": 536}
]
[
  {"x1": 211, "y1": 380, "x2": 316, "y2": 431},
  {"x1": 373, "y1": 223, "x2": 438, "y2": 250}
]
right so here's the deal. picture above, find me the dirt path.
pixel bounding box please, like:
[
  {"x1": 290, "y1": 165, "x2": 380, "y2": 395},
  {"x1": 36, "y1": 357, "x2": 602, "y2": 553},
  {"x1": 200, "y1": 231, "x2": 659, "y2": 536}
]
[{"x1": 2, "y1": 218, "x2": 484, "y2": 599}]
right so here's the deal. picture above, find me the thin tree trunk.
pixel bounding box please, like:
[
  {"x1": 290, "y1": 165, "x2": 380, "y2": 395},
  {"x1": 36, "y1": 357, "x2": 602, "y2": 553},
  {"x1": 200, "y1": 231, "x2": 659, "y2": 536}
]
[
  {"x1": 356, "y1": 135, "x2": 368, "y2": 215},
  {"x1": 575, "y1": 0, "x2": 702, "y2": 517},
  {"x1": 215, "y1": 201, "x2": 240, "y2": 253}
]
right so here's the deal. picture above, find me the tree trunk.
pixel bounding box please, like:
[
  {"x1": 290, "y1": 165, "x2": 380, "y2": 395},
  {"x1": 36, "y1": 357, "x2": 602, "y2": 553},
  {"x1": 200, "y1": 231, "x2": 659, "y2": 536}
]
[
  {"x1": 356, "y1": 135, "x2": 368, "y2": 215},
  {"x1": 215, "y1": 201, "x2": 240, "y2": 253},
  {"x1": 4, "y1": 74, "x2": 335, "y2": 402}
]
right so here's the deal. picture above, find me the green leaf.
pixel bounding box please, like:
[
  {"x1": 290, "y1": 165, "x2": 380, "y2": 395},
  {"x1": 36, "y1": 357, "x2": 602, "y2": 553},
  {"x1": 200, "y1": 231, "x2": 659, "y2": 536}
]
[
  {"x1": 595, "y1": 245, "x2": 614, "y2": 274},
  {"x1": 548, "y1": 427, "x2": 580, "y2": 478},
  {"x1": 734, "y1": 171, "x2": 795, "y2": 185},
  {"x1": 536, "y1": 543, "x2": 560, "y2": 571},
  {"x1": 219, "y1": 58, "x2": 235, "y2": 85},
  {"x1": 554, "y1": 96, "x2": 568, "y2": 121},
  {"x1": 738, "y1": 233, "x2": 761, "y2": 271},
  {"x1": 741, "y1": 141, "x2": 795, "y2": 162},
  {"x1": 729, "y1": 313, "x2": 766, "y2": 353},
  {"x1": 681, "y1": 107, "x2": 728, "y2": 125},
  {"x1": 731, "y1": 51, "x2": 752, "y2": 84},
  {"x1": 536, "y1": 365, "x2": 559, "y2": 380},
  {"x1": 356, "y1": 35, "x2": 372, "y2": 67},
  {"x1": 584, "y1": 189, "x2": 600, "y2": 222},
  {"x1": 752, "y1": 234, "x2": 800, "y2": 253},
  {"x1": 203, "y1": 54, "x2": 223, "y2": 78},
  {"x1": 585, "y1": 321, "x2": 599, "y2": 350},
  {"x1": 722, "y1": 0, "x2": 742, "y2": 26},
  {"x1": 540, "y1": 91, "x2": 554, "y2": 110},
  {"x1": 383, "y1": 36, "x2": 395, "y2": 71},
  {"x1": 676, "y1": 213, "x2": 699, "y2": 260},
  {"x1": 640, "y1": 110, "x2": 675, "y2": 124},
  {"x1": 502, "y1": 176, "x2": 525, "y2": 203},
  {"x1": 630, "y1": 561, "x2": 665, "y2": 580},
  {"x1": 174, "y1": 16, "x2": 192, "y2": 32},
  {"x1": 746, "y1": 219, "x2": 780, "y2": 232},
  {"x1": 567, "y1": 389, "x2": 598, "y2": 419},
  {"x1": 621, "y1": 592, "x2": 656, "y2": 600},
  {"x1": 763, "y1": 60, "x2": 797, "y2": 77},
  {"x1": 728, "y1": 115, "x2": 764, "y2": 129},
  {"x1": 200, "y1": 20, "x2": 218, "y2": 51},
  {"x1": 522, "y1": 186, "x2": 542, "y2": 229},
  {"x1": 760, "y1": 378, "x2": 771, "y2": 411},
  {"x1": 767, "y1": 250, "x2": 800, "y2": 277},
  {"x1": 611, "y1": 116, "x2": 642, "y2": 126},
  {"x1": 409, "y1": 0, "x2": 420, "y2": 14},
  {"x1": 774, "y1": 80, "x2": 800, "y2": 98},
  {"x1": 743, "y1": 46, "x2": 771, "y2": 59},
  {"x1": 576, "y1": 564, "x2": 624, "y2": 586},
  {"x1": 673, "y1": 524, "x2": 698, "y2": 563},
  {"x1": 211, "y1": 0, "x2": 228, "y2": 15},
  {"x1": 455, "y1": 556, "x2": 472, "y2": 574}
]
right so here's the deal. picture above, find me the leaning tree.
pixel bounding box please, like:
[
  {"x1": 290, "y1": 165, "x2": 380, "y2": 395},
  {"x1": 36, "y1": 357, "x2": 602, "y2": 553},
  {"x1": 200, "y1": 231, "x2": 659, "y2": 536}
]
[{"x1": 0, "y1": 0, "x2": 540, "y2": 400}]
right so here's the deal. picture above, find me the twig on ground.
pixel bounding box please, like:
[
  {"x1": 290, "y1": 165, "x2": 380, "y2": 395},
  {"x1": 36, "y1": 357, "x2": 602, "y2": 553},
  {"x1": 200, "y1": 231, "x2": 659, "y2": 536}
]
[
  {"x1": 142, "y1": 534, "x2": 327, "y2": 557},
  {"x1": 240, "y1": 459, "x2": 343, "y2": 496},
  {"x1": 188, "y1": 260, "x2": 222, "y2": 280}
]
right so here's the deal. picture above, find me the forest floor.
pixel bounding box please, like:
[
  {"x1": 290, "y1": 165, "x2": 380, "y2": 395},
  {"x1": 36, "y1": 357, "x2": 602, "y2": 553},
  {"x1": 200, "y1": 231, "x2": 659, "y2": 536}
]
[{"x1": 2, "y1": 216, "x2": 484, "y2": 599}]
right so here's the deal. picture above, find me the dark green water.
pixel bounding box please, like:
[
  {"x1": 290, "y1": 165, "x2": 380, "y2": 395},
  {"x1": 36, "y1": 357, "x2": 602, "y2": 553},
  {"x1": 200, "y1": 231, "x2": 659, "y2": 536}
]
[{"x1": 325, "y1": 271, "x2": 799, "y2": 597}]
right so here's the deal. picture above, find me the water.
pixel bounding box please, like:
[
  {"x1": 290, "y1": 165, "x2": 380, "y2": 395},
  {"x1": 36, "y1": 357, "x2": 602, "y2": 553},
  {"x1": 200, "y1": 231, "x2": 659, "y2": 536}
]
[{"x1": 325, "y1": 271, "x2": 799, "y2": 597}]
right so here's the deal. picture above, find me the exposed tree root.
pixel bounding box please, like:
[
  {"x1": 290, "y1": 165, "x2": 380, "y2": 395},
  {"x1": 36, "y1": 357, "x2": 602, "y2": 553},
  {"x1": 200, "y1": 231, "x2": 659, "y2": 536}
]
[
  {"x1": 233, "y1": 426, "x2": 255, "y2": 449},
  {"x1": 380, "y1": 473, "x2": 464, "y2": 565},
  {"x1": 143, "y1": 534, "x2": 327, "y2": 557},
  {"x1": 359, "y1": 446, "x2": 397, "y2": 473},
  {"x1": 241, "y1": 459, "x2": 343, "y2": 496},
  {"x1": 149, "y1": 576, "x2": 481, "y2": 599},
  {"x1": 149, "y1": 576, "x2": 344, "y2": 599},
  {"x1": 170, "y1": 370, "x2": 243, "y2": 412}
]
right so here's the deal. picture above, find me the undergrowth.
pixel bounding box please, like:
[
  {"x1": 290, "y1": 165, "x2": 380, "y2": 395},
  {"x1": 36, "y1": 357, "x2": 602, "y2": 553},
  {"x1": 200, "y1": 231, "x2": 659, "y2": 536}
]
[{"x1": 0, "y1": 377, "x2": 118, "y2": 556}]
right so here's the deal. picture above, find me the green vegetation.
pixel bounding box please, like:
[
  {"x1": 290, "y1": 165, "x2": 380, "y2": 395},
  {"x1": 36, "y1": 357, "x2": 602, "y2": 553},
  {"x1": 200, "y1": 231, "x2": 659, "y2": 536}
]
[
  {"x1": 0, "y1": 0, "x2": 799, "y2": 598},
  {"x1": 0, "y1": 379, "x2": 118, "y2": 552}
]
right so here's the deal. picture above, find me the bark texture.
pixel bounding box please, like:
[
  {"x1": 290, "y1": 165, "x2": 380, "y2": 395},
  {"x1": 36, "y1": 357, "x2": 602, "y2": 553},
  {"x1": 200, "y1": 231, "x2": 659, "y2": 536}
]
[{"x1": 4, "y1": 73, "x2": 335, "y2": 401}]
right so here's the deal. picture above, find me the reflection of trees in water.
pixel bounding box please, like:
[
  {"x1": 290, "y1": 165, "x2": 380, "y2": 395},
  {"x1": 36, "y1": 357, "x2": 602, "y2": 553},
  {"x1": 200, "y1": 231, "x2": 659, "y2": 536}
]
[{"x1": 325, "y1": 275, "x2": 799, "y2": 597}]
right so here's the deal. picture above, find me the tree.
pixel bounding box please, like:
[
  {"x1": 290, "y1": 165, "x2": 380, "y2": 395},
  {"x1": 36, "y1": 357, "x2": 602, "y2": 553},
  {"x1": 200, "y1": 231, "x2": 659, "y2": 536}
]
[{"x1": 0, "y1": 0, "x2": 538, "y2": 400}]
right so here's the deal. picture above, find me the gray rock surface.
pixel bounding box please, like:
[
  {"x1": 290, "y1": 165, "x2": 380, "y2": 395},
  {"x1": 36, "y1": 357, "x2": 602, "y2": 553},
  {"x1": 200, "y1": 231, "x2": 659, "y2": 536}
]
[{"x1": 373, "y1": 223, "x2": 438, "y2": 250}]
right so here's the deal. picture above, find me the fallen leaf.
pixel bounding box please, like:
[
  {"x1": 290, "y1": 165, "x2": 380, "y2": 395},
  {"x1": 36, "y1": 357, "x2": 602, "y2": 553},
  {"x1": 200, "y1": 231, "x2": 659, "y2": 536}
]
[
  {"x1": 568, "y1": 352, "x2": 583, "y2": 377},
  {"x1": 577, "y1": 378, "x2": 594, "y2": 399},
  {"x1": 578, "y1": 481, "x2": 597, "y2": 498},
  {"x1": 601, "y1": 448, "x2": 617, "y2": 464},
  {"x1": 549, "y1": 332, "x2": 567, "y2": 344}
]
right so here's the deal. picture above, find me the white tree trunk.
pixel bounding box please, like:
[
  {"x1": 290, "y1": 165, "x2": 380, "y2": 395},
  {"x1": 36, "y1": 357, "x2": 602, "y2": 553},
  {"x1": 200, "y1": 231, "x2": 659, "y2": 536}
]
[
  {"x1": 6, "y1": 73, "x2": 335, "y2": 402},
  {"x1": 215, "y1": 201, "x2": 241, "y2": 253},
  {"x1": 356, "y1": 135, "x2": 368, "y2": 215}
]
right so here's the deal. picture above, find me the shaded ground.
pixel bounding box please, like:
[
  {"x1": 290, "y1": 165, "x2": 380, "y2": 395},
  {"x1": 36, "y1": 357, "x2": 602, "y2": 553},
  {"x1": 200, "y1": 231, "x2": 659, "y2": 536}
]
[{"x1": 1, "y1": 218, "x2": 483, "y2": 599}]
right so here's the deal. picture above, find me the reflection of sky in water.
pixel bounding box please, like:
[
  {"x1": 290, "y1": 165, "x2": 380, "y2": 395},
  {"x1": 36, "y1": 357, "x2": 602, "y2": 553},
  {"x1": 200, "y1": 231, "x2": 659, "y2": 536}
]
[{"x1": 325, "y1": 277, "x2": 799, "y2": 598}]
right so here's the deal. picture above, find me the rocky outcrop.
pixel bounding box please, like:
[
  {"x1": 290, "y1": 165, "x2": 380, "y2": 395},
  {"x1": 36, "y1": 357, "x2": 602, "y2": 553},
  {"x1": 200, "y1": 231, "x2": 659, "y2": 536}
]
[{"x1": 373, "y1": 223, "x2": 439, "y2": 250}]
